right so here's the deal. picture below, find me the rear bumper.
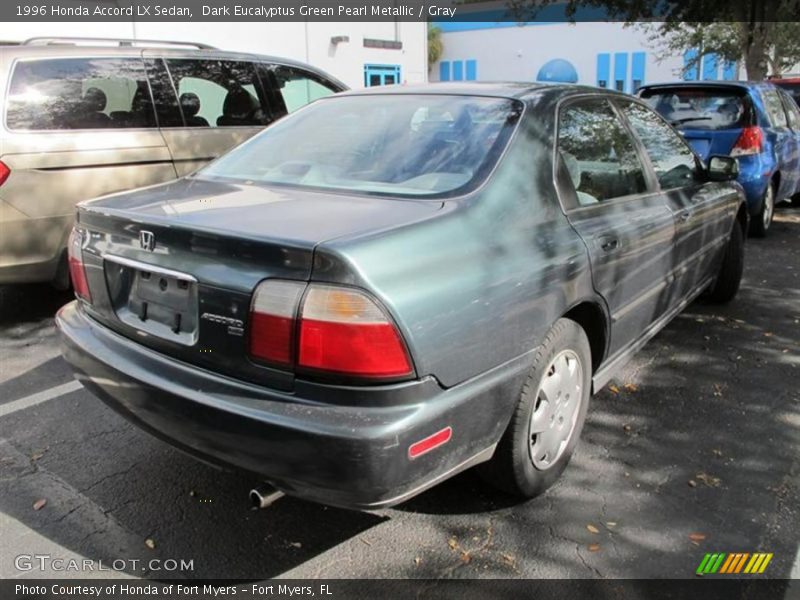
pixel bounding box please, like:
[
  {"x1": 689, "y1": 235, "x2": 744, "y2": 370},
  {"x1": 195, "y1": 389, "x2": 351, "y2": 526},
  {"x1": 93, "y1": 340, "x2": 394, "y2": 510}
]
[
  {"x1": 0, "y1": 212, "x2": 71, "y2": 285},
  {"x1": 57, "y1": 301, "x2": 529, "y2": 510}
]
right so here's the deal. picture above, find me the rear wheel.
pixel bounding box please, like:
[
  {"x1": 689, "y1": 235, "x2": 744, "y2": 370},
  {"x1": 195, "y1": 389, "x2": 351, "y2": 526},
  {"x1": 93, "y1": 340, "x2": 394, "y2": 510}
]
[
  {"x1": 478, "y1": 319, "x2": 591, "y2": 498},
  {"x1": 750, "y1": 182, "x2": 775, "y2": 238},
  {"x1": 707, "y1": 220, "x2": 744, "y2": 304}
]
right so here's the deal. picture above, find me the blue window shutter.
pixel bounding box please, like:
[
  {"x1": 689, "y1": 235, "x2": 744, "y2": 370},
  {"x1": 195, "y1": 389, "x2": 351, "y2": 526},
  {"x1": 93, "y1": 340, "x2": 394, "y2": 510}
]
[
  {"x1": 466, "y1": 59, "x2": 477, "y2": 81},
  {"x1": 702, "y1": 53, "x2": 719, "y2": 80},
  {"x1": 453, "y1": 60, "x2": 464, "y2": 81},
  {"x1": 684, "y1": 49, "x2": 699, "y2": 81},
  {"x1": 631, "y1": 52, "x2": 645, "y2": 90},
  {"x1": 596, "y1": 53, "x2": 610, "y2": 87},
  {"x1": 614, "y1": 52, "x2": 628, "y2": 92},
  {"x1": 439, "y1": 61, "x2": 451, "y2": 82},
  {"x1": 722, "y1": 60, "x2": 737, "y2": 81}
]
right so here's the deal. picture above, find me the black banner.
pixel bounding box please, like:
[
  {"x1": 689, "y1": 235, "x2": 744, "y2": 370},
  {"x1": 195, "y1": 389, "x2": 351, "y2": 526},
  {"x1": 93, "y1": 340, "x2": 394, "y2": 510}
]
[{"x1": 4, "y1": 579, "x2": 799, "y2": 600}]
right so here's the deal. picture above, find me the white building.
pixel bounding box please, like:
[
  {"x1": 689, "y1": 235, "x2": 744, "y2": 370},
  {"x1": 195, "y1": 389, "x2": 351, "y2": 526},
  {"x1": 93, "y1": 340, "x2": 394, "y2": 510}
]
[
  {"x1": 2, "y1": 21, "x2": 427, "y2": 89},
  {"x1": 431, "y1": 20, "x2": 740, "y2": 91}
]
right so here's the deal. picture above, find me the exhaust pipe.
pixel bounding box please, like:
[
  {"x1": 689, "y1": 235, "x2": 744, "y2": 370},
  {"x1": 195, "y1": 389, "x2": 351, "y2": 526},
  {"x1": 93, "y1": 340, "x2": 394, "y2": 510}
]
[{"x1": 250, "y1": 485, "x2": 285, "y2": 509}]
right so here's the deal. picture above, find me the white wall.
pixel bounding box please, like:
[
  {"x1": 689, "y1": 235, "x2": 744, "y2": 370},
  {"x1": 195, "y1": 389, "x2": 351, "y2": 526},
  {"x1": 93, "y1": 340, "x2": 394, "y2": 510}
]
[
  {"x1": 2, "y1": 21, "x2": 427, "y2": 89},
  {"x1": 432, "y1": 22, "x2": 736, "y2": 89}
]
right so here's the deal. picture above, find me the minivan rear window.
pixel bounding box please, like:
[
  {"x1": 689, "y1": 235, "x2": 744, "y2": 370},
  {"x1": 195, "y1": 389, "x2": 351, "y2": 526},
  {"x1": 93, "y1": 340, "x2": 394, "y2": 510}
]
[
  {"x1": 199, "y1": 94, "x2": 523, "y2": 198},
  {"x1": 640, "y1": 87, "x2": 749, "y2": 130},
  {"x1": 6, "y1": 58, "x2": 156, "y2": 130}
]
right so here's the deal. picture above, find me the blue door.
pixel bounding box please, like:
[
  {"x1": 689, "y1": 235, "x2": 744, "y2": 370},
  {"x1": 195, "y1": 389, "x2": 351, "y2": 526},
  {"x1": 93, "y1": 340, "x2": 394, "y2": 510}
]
[{"x1": 364, "y1": 64, "x2": 401, "y2": 87}]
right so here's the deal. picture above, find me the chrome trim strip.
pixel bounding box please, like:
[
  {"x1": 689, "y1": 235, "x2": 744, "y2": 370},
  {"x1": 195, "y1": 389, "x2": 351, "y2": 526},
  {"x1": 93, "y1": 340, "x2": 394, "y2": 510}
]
[{"x1": 101, "y1": 254, "x2": 197, "y2": 282}]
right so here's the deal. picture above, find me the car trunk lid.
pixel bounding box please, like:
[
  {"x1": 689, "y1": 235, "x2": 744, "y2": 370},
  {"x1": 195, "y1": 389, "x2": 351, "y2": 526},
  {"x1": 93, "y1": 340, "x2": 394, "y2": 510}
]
[{"x1": 76, "y1": 177, "x2": 442, "y2": 390}]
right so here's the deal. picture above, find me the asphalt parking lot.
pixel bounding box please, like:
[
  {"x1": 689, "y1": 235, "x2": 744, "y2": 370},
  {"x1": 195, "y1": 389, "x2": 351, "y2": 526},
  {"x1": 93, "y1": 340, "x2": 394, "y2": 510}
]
[{"x1": 0, "y1": 207, "x2": 798, "y2": 582}]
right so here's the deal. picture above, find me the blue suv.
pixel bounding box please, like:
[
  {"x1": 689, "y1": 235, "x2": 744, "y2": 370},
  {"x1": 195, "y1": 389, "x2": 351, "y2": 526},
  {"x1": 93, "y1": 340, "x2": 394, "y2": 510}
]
[{"x1": 639, "y1": 81, "x2": 800, "y2": 236}]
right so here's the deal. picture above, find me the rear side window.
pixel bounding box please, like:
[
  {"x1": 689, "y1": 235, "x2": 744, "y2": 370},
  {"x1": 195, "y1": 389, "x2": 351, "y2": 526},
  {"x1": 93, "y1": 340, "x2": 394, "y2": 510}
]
[
  {"x1": 761, "y1": 88, "x2": 788, "y2": 127},
  {"x1": 164, "y1": 59, "x2": 272, "y2": 127},
  {"x1": 640, "y1": 87, "x2": 748, "y2": 130},
  {"x1": 6, "y1": 57, "x2": 156, "y2": 130},
  {"x1": 263, "y1": 64, "x2": 340, "y2": 115},
  {"x1": 619, "y1": 101, "x2": 700, "y2": 190},
  {"x1": 557, "y1": 98, "x2": 648, "y2": 204}
]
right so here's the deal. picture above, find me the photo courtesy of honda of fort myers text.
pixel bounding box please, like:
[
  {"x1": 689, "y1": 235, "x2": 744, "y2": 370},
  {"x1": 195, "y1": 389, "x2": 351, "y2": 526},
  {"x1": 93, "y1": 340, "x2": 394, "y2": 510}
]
[{"x1": 1, "y1": 0, "x2": 800, "y2": 598}]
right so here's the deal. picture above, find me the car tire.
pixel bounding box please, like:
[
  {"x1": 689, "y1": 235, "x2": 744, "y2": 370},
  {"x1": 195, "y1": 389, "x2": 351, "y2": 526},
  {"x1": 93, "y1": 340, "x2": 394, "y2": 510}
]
[
  {"x1": 478, "y1": 318, "x2": 591, "y2": 498},
  {"x1": 792, "y1": 194, "x2": 800, "y2": 208},
  {"x1": 707, "y1": 220, "x2": 745, "y2": 304},
  {"x1": 750, "y1": 182, "x2": 775, "y2": 238}
]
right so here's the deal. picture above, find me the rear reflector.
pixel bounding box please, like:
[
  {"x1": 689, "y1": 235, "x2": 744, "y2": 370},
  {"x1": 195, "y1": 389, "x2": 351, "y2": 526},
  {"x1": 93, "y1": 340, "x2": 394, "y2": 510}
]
[
  {"x1": 249, "y1": 280, "x2": 305, "y2": 367},
  {"x1": 730, "y1": 126, "x2": 764, "y2": 157},
  {"x1": 409, "y1": 427, "x2": 452, "y2": 459},
  {"x1": 67, "y1": 227, "x2": 91, "y2": 303},
  {"x1": 0, "y1": 161, "x2": 9, "y2": 187},
  {"x1": 298, "y1": 285, "x2": 412, "y2": 379}
]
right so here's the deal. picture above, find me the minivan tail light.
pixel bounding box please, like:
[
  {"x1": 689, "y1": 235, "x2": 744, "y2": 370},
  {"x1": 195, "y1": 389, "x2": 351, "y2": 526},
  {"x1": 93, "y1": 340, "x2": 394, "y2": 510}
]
[
  {"x1": 298, "y1": 285, "x2": 413, "y2": 379},
  {"x1": 249, "y1": 280, "x2": 305, "y2": 368},
  {"x1": 0, "y1": 161, "x2": 9, "y2": 187},
  {"x1": 730, "y1": 126, "x2": 764, "y2": 157},
  {"x1": 67, "y1": 227, "x2": 91, "y2": 303}
]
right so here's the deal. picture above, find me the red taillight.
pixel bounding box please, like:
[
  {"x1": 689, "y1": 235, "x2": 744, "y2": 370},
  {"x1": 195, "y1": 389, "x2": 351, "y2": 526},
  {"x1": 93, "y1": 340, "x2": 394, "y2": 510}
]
[
  {"x1": 298, "y1": 285, "x2": 412, "y2": 379},
  {"x1": 247, "y1": 281, "x2": 413, "y2": 381},
  {"x1": 0, "y1": 161, "x2": 9, "y2": 187},
  {"x1": 249, "y1": 280, "x2": 305, "y2": 367},
  {"x1": 67, "y1": 227, "x2": 91, "y2": 303},
  {"x1": 731, "y1": 126, "x2": 764, "y2": 157}
]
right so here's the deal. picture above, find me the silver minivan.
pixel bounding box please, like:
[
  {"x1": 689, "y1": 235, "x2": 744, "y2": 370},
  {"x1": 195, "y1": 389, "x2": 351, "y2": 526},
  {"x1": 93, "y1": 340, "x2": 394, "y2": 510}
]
[{"x1": 0, "y1": 37, "x2": 346, "y2": 287}]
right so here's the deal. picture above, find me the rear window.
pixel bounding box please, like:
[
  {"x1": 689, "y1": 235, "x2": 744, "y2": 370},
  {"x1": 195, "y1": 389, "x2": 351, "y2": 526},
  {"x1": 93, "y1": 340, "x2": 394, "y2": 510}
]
[
  {"x1": 199, "y1": 94, "x2": 523, "y2": 198},
  {"x1": 5, "y1": 57, "x2": 155, "y2": 130},
  {"x1": 640, "y1": 87, "x2": 749, "y2": 130}
]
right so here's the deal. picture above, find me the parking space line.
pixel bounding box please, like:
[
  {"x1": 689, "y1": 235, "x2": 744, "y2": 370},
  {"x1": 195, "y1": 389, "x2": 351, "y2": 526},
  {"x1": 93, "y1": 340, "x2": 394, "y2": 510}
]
[{"x1": 0, "y1": 380, "x2": 82, "y2": 418}]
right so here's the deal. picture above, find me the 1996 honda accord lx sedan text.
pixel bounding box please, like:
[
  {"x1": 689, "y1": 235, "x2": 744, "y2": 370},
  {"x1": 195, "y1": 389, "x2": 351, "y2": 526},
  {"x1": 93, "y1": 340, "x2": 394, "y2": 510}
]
[{"x1": 57, "y1": 83, "x2": 748, "y2": 510}]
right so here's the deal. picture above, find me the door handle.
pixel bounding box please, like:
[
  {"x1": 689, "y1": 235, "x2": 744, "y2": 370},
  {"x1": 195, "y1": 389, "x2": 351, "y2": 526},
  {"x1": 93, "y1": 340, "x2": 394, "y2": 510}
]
[
  {"x1": 598, "y1": 236, "x2": 620, "y2": 252},
  {"x1": 680, "y1": 210, "x2": 693, "y2": 222}
]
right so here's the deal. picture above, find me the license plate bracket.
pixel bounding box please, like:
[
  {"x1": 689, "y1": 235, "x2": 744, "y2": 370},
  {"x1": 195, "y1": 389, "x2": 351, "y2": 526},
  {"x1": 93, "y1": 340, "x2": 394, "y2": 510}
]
[{"x1": 104, "y1": 255, "x2": 198, "y2": 345}]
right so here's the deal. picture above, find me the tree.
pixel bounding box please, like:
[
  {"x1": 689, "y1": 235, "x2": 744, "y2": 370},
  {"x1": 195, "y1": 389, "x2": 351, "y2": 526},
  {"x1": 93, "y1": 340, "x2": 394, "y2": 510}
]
[
  {"x1": 641, "y1": 21, "x2": 800, "y2": 80},
  {"x1": 505, "y1": 0, "x2": 800, "y2": 79},
  {"x1": 428, "y1": 24, "x2": 444, "y2": 73}
]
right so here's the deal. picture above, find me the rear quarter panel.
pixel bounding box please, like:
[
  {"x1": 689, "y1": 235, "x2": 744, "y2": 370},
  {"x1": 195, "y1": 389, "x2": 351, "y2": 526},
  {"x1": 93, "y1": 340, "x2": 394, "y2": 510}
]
[{"x1": 313, "y1": 97, "x2": 598, "y2": 388}]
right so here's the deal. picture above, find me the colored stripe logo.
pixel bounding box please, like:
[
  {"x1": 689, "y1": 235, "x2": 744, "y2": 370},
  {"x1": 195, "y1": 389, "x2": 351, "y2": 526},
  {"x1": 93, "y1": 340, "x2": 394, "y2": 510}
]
[{"x1": 697, "y1": 553, "x2": 773, "y2": 575}]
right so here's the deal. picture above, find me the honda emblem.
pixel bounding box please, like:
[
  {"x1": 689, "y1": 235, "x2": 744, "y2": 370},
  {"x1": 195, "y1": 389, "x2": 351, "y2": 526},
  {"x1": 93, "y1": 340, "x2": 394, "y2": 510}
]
[{"x1": 139, "y1": 230, "x2": 156, "y2": 251}]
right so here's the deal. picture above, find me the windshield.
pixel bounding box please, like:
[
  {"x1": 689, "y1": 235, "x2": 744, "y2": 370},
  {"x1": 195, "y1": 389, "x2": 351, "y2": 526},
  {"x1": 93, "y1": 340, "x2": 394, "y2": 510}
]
[
  {"x1": 640, "y1": 87, "x2": 749, "y2": 130},
  {"x1": 199, "y1": 94, "x2": 523, "y2": 197}
]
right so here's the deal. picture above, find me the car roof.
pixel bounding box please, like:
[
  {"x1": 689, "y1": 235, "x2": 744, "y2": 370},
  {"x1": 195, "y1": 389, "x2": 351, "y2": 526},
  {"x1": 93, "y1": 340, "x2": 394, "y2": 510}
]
[
  {"x1": 339, "y1": 81, "x2": 633, "y2": 101},
  {"x1": 0, "y1": 42, "x2": 340, "y2": 82},
  {"x1": 639, "y1": 80, "x2": 775, "y2": 92}
]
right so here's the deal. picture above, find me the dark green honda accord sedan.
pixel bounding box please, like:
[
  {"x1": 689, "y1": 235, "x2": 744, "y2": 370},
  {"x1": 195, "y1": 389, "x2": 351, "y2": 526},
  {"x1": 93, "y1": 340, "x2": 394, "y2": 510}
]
[{"x1": 57, "y1": 83, "x2": 747, "y2": 510}]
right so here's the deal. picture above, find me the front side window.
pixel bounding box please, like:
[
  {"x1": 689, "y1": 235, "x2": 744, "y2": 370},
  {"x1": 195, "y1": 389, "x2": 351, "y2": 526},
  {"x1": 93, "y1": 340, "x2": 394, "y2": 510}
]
[
  {"x1": 557, "y1": 98, "x2": 648, "y2": 205},
  {"x1": 264, "y1": 65, "x2": 339, "y2": 115},
  {"x1": 778, "y1": 89, "x2": 800, "y2": 129},
  {"x1": 6, "y1": 57, "x2": 155, "y2": 130},
  {"x1": 199, "y1": 94, "x2": 522, "y2": 198},
  {"x1": 165, "y1": 59, "x2": 271, "y2": 127},
  {"x1": 619, "y1": 101, "x2": 700, "y2": 190}
]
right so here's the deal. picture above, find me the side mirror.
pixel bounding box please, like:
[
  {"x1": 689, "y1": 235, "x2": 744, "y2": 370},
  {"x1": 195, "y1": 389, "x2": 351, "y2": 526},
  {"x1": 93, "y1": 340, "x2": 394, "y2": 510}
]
[{"x1": 706, "y1": 155, "x2": 739, "y2": 182}]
